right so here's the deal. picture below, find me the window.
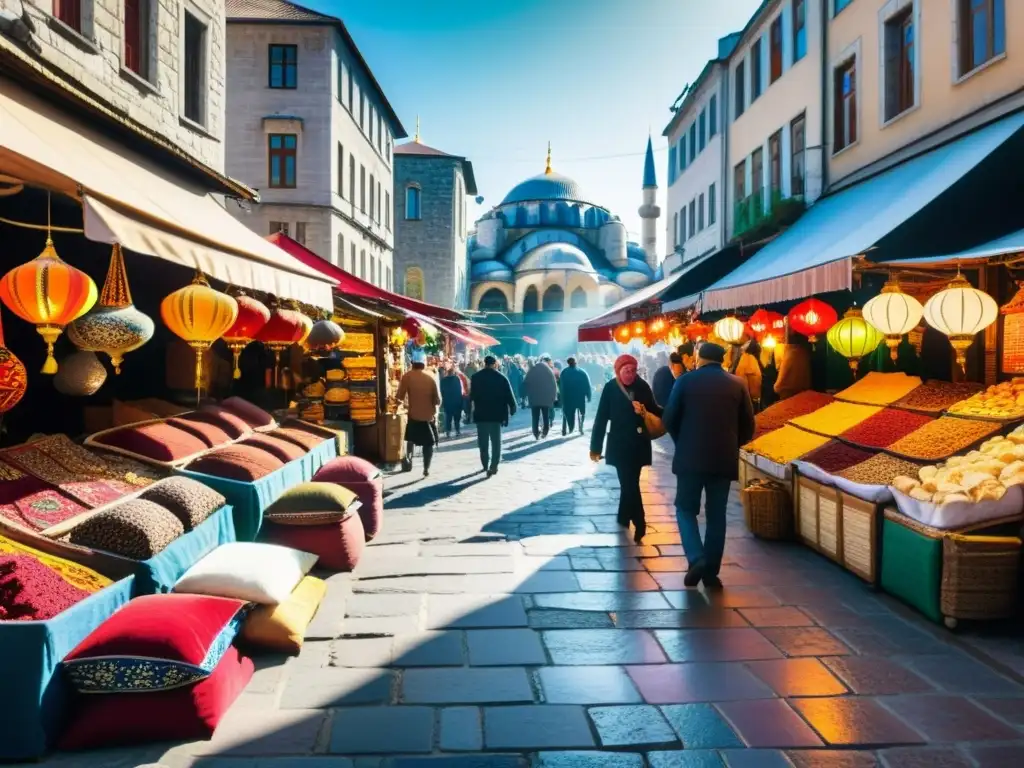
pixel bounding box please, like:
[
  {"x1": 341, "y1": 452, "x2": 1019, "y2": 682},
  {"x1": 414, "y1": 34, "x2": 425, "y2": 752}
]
[
  {"x1": 359, "y1": 91, "x2": 365, "y2": 131},
  {"x1": 269, "y1": 44, "x2": 297, "y2": 89},
  {"x1": 479, "y1": 288, "x2": 508, "y2": 312},
  {"x1": 751, "y1": 39, "x2": 763, "y2": 101},
  {"x1": 668, "y1": 146, "x2": 677, "y2": 184},
  {"x1": 53, "y1": 0, "x2": 81, "y2": 31},
  {"x1": 377, "y1": 114, "x2": 383, "y2": 152},
  {"x1": 523, "y1": 285, "x2": 539, "y2": 313},
  {"x1": 368, "y1": 105, "x2": 374, "y2": 146},
  {"x1": 680, "y1": 206, "x2": 687, "y2": 242},
  {"x1": 386, "y1": 266, "x2": 391, "y2": 291},
  {"x1": 359, "y1": 165, "x2": 366, "y2": 212},
  {"x1": 369, "y1": 255, "x2": 376, "y2": 285},
  {"x1": 834, "y1": 0, "x2": 853, "y2": 15},
  {"x1": 338, "y1": 59, "x2": 346, "y2": 104},
  {"x1": 269, "y1": 221, "x2": 288, "y2": 236},
  {"x1": 294, "y1": 222, "x2": 306, "y2": 245},
  {"x1": 735, "y1": 61, "x2": 746, "y2": 118},
  {"x1": 791, "y1": 114, "x2": 806, "y2": 196},
  {"x1": 349, "y1": 156, "x2": 355, "y2": 202},
  {"x1": 182, "y1": 11, "x2": 207, "y2": 126},
  {"x1": 542, "y1": 285, "x2": 564, "y2": 312},
  {"x1": 769, "y1": 130, "x2": 782, "y2": 197},
  {"x1": 708, "y1": 183, "x2": 717, "y2": 225},
  {"x1": 360, "y1": 250, "x2": 366, "y2": 279},
  {"x1": 268, "y1": 134, "x2": 297, "y2": 188},
  {"x1": 124, "y1": 0, "x2": 150, "y2": 80},
  {"x1": 751, "y1": 147, "x2": 764, "y2": 202},
  {"x1": 349, "y1": 242, "x2": 356, "y2": 274},
  {"x1": 347, "y1": 68, "x2": 354, "y2": 112},
  {"x1": 689, "y1": 123, "x2": 696, "y2": 163},
  {"x1": 698, "y1": 110, "x2": 706, "y2": 152},
  {"x1": 884, "y1": 8, "x2": 915, "y2": 121},
  {"x1": 689, "y1": 200, "x2": 696, "y2": 235},
  {"x1": 405, "y1": 267, "x2": 424, "y2": 300},
  {"x1": 770, "y1": 16, "x2": 783, "y2": 83},
  {"x1": 336, "y1": 143, "x2": 344, "y2": 197},
  {"x1": 709, "y1": 95, "x2": 718, "y2": 137},
  {"x1": 794, "y1": 0, "x2": 807, "y2": 62},
  {"x1": 385, "y1": 191, "x2": 391, "y2": 230},
  {"x1": 698, "y1": 193, "x2": 705, "y2": 231},
  {"x1": 337, "y1": 234, "x2": 344, "y2": 266},
  {"x1": 369, "y1": 173, "x2": 375, "y2": 220},
  {"x1": 673, "y1": 212, "x2": 679, "y2": 247},
  {"x1": 405, "y1": 186, "x2": 421, "y2": 220},
  {"x1": 679, "y1": 136, "x2": 686, "y2": 171},
  {"x1": 377, "y1": 181, "x2": 382, "y2": 223},
  {"x1": 959, "y1": 0, "x2": 1004, "y2": 76},
  {"x1": 570, "y1": 287, "x2": 588, "y2": 309},
  {"x1": 834, "y1": 58, "x2": 857, "y2": 152},
  {"x1": 734, "y1": 161, "x2": 746, "y2": 203}
]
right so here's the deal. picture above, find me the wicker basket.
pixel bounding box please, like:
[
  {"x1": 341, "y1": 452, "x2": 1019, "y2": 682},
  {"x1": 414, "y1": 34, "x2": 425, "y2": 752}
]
[
  {"x1": 741, "y1": 479, "x2": 793, "y2": 540},
  {"x1": 941, "y1": 534, "x2": 1021, "y2": 621},
  {"x1": 840, "y1": 493, "x2": 880, "y2": 584}
]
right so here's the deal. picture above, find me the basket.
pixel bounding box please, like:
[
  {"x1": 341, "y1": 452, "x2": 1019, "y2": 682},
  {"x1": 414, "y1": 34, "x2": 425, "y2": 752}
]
[
  {"x1": 741, "y1": 479, "x2": 793, "y2": 540},
  {"x1": 941, "y1": 534, "x2": 1021, "y2": 621}
]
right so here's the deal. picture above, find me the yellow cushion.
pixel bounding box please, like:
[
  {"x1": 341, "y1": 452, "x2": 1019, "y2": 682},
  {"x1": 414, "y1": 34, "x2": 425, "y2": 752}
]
[{"x1": 240, "y1": 575, "x2": 327, "y2": 654}]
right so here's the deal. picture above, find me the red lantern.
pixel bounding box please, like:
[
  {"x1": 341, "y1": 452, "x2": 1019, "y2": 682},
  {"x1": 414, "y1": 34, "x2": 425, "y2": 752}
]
[
  {"x1": 685, "y1": 321, "x2": 711, "y2": 342},
  {"x1": 402, "y1": 317, "x2": 422, "y2": 338},
  {"x1": 256, "y1": 300, "x2": 308, "y2": 386},
  {"x1": 222, "y1": 292, "x2": 270, "y2": 379},
  {"x1": 748, "y1": 309, "x2": 785, "y2": 341},
  {"x1": 788, "y1": 299, "x2": 838, "y2": 343}
]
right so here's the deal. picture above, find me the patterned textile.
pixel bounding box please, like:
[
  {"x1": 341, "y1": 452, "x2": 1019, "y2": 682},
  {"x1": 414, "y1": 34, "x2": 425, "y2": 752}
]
[
  {"x1": 0, "y1": 472, "x2": 88, "y2": 532},
  {"x1": 239, "y1": 434, "x2": 307, "y2": 463},
  {"x1": 66, "y1": 499, "x2": 185, "y2": 560},
  {"x1": 263, "y1": 509, "x2": 352, "y2": 526},
  {"x1": 221, "y1": 397, "x2": 276, "y2": 431},
  {"x1": 186, "y1": 445, "x2": 284, "y2": 482},
  {"x1": 140, "y1": 477, "x2": 225, "y2": 531},
  {"x1": 166, "y1": 416, "x2": 233, "y2": 449},
  {"x1": 271, "y1": 427, "x2": 327, "y2": 451},
  {"x1": 195, "y1": 406, "x2": 253, "y2": 440},
  {"x1": 92, "y1": 422, "x2": 209, "y2": 464}
]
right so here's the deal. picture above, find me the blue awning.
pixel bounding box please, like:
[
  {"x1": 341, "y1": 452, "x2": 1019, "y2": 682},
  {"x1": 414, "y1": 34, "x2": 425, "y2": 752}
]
[
  {"x1": 701, "y1": 110, "x2": 1024, "y2": 311},
  {"x1": 879, "y1": 227, "x2": 1024, "y2": 268}
]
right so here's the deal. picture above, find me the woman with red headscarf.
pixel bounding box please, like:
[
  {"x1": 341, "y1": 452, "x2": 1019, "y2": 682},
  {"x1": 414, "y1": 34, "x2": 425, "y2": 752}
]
[{"x1": 589, "y1": 354, "x2": 663, "y2": 543}]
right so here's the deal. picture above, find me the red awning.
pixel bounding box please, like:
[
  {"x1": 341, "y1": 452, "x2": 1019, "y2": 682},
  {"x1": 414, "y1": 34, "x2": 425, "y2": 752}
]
[
  {"x1": 435, "y1": 319, "x2": 499, "y2": 348},
  {"x1": 267, "y1": 232, "x2": 466, "y2": 322}
]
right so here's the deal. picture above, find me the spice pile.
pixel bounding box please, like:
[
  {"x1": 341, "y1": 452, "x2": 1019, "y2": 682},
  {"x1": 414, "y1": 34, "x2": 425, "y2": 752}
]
[
  {"x1": 892, "y1": 434, "x2": 1024, "y2": 505},
  {"x1": 839, "y1": 453, "x2": 924, "y2": 487},
  {"x1": 754, "y1": 391, "x2": 834, "y2": 439},
  {"x1": 886, "y1": 417, "x2": 1001, "y2": 461},
  {"x1": 891, "y1": 380, "x2": 985, "y2": 414},
  {"x1": 801, "y1": 442, "x2": 877, "y2": 474},
  {"x1": 946, "y1": 378, "x2": 1024, "y2": 421},
  {"x1": 834, "y1": 372, "x2": 922, "y2": 406},
  {"x1": 744, "y1": 425, "x2": 831, "y2": 465},
  {"x1": 839, "y1": 409, "x2": 934, "y2": 449},
  {"x1": 789, "y1": 402, "x2": 882, "y2": 437}
]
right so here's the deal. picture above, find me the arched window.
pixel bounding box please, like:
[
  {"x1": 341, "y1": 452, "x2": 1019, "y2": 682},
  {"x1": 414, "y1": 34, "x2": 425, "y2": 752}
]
[
  {"x1": 478, "y1": 288, "x2": 508, "y2": 312},
  {"x1": 405, "y1": 186, "x2": 421, "y2": 220},
  {"x1": 570, "y1": 287, "x2": 588, "y2": 309},
  {"x1": 543, "y1": 285, "x2": 565, "y2": 312},
  {"x1": 522, "y1": 285, "x2": 539, "y2": 313},
  {"x1": 405, "y1": 266, "x2": 424, "y2": 300}
]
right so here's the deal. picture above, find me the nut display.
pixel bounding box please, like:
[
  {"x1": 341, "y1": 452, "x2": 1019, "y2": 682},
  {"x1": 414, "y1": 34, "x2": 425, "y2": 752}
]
[
  {"x1": 342, "y1": 356, "x2": 376, "y2": 369},
  {"x1": 744, "y1": 425, "x2": 831, "y2": 464},
  {"x1": 890, "y1": 380, "x2": 985, "y2": 414},
  {"x1": 834, "y1": 372, "x2": 922, "y2": 406},
  {"x1": 886, "y1": 417, "x2": 1001, "y2": 461},
  {"x1": 839, "y1": 408, "x2": 934, "y2": 449},
  {"x1": 789, "y1": 402, "x2": 883, "y2": 437},
  {"x1": 891, "y1": 433, "x2": 1024, "y2": 505},
  {"x1": 946, "y1": 378, "x2": 1024, "y2": 421},
  {"x1": 801, "y1": 441, "x2": 877, "y2": 473},
  {"x1": 754, "y1": 390, "x2": 834, "y2": 440},
  {"x1": 839, "y1": 453, "x2": 924, "y2": 487},
  {"x1": 338, "y1": 332, "x2": 375, "y2": 354}
]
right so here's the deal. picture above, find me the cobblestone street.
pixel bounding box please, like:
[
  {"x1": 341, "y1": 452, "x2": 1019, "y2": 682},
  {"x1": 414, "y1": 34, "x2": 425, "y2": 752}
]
[{"x1": 36, "y1": 411, "x2": 1024, "y2": 767}]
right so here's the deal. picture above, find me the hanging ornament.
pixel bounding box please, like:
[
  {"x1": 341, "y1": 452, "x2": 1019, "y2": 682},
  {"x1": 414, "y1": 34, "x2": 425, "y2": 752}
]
[
  {"x1": 0, "y1": 308, "x2": 27, "y2": 414},
  {"x1": 827, "y1": 307, "x2": 884, "y2": 371},
  {"x1": 256, "y1": 298, "x2": 309, "y2": 386},
  {"x1": 66, "y1": 244, "x2": 154, "y2": 374},
  {"x1": 390, "y1": 325, "x2": 409, "y2": 346},
  {"x1": 748, "y1": 309, "x2": 785, "y2": 341},
  {"x1": 762, "y1": 333, "x2": 779, "y2": 350},
  {"x1": 685, "y1": 321, "x2": 711, "y2": 342},
  {"x1": 614, "y1": 323, "x2": 632, "y2": 344},
  {"x1": 0, "y1": 233, "x2": 97, "y2": 374},
  {"x1": 222, "y1": 291, "x2": 270, "y2": 379},
  {"x1": 305, "y1": 317, "x2": 346, "y2": 358},
  {"x1": 788, "y1": 299, "x2": 838, "y2": 344},
  {"x1": 402, "y1": 317, "x2": 422, "y2": 338},
  {"x1": 54, "y1": 350, "x2": 107, "y2": 396},
  {"x1": 646, "y1": 316, "x2": 667, "y2": 342},
  {"x1": 630, "y1": 320, "x2": 646, "y2": 340},
  {"x1": 713, "y1": 316, "x2": 746, "y2": 346},
  {"x1": 160, "y1": 272, "x2": 238, "y2": 398},
  {"x1": 862, "y1": 277, "x2": 924, "y2": 362},
  {"x1": 282, "y1": 299, "x2": 314, "y2": 345},
  {"x1": 923, "y1": 272, "x2": 998, "y2": 372}
]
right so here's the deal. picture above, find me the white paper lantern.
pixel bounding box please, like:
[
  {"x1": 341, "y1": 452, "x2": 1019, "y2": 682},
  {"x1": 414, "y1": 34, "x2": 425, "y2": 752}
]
[
  {"x1": 713, "y1": 316, "x2": 746, "y2": 345},
  {"x1": 863, "y1": 278, "x2": 924, "y2": 361},
  {"x1": 923, "y1": 274, "x2": 998, "y2": 371}
]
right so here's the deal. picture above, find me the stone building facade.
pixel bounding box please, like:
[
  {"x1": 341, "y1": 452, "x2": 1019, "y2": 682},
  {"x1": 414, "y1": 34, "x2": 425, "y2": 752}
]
[{"x1": 393, "y1": 139, "x2": 476, "y2": 309}]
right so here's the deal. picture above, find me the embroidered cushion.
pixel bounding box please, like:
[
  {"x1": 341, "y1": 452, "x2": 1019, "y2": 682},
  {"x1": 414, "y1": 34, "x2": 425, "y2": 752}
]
[
  {"x1": 140, "y1": 477, "x2": 226, "y2": 531},
  {"x1": 173, "y1": 542, "x2": 318, "y2": 605},
  {"x1": 59, "y1": 645, "x2": 253, "y2": 749},
  {"x1": 62, "y1": 593, "x2": 248, "y2": 694},
  {"x1": 239, "y1": 433, "x2": 307, "y2": 463},
  {"x1": 259, "y1": 515, "x2": 365, "y2": 573},
  {"x1": 239, "y1": 575, "x2": 327, "y2": 654},
  {"x1": 265, "y1": 482, "x2": 358, "y2": 519},
  {"x1": 270, "y1": 426, "x2": 327, "y2": 451},
  {"x1": 66, "y1": 499, "x2": 185, "y2": 560},
  {"x1": 195, "y1": 405, "x2": 254, "y2": 440},
  {"x1": 93, "y1": 422, "x2": 209, "y2": 464},
  {"x1": 185, "y1": 445, "x2": 284, "y2": 482},
  {"x1": 166, "y1": 416, "x2": 234, "y2": 449},
  {"x1": 221, "y1": 397, "x2": 276, "y2": 431}
]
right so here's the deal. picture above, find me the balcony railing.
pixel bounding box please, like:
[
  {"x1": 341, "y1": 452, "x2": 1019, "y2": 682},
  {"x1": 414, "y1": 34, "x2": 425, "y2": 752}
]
[{"x1": 733, "y1": 188, "x2": 805, "y2": 239}]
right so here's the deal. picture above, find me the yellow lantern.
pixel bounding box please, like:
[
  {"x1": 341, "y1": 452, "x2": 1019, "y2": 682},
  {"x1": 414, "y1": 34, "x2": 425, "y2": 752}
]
[
  {"x1": 631, "y1": 321, "x2": 646, "y2": 339},
  {"x1": 863, "y1": 277, "x2": 924, "y2": 362},
  {"x1": 613, "y1": 324, "x2": 632, "y2": 344},
  {"x1": 923, "y1": 273, "x2": 998, "y2": 372},
  {"x1": 762, "y1": 333, "x2": 778, "y2": 350},
  {"x1": 827, "y1": 308, "x2": 884, "y2": 371},
  {"x1": 160, "y1": 272, "x2": 238, "y2": 397},
  {"x1": 713, "y1": 316, "x2": 746, "y2": 346}
]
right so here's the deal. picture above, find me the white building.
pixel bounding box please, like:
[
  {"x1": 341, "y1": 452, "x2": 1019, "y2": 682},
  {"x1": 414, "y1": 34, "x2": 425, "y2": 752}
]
[
  {"x1": 224, "y1": 0, "x2": 407, "y2": 290},
  {"x1": 727, "y1": 0, "x2": 825, "y2": 241},
  {"x1": 662, "y1": 34, "x2": 739, "y2": 275}
]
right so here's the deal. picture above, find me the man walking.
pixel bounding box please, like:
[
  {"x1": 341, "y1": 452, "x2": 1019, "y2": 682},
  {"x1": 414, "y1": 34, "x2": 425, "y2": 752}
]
[
  {"x1": 440, "y1": 363, "x2": 464, "y2": 438},
  {"x1": 662, "y1": 342, "x2": 755, "y2": 588},
  {"x1": 558, "y1": 356, "x2": 592, "y2": 435},
  {"x1": 523, "y1": 354, "x2": 557, "y2": 439},
  {"x1": 652, "y1": 351, "x2": 685, "y2": 407},
  {"x1": 470, "y1": 356, "x2": 517, "y2": 476},
  {"x1": 396, "y1": 350, "x2": 442, "y2": 477}
]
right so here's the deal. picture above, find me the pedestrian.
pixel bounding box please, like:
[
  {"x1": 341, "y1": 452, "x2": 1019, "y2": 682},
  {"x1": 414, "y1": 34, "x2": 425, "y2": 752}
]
[
  {"x1": 396, "y1": 350, "x2": 441, "y2": 477},
  {"x1": 590, "y1": 353, "x2": 662, "y2": 543},
  {"x1": 774, "y1": 337, "x2": 812, "y2": 401},
  {"x1": 731, "y1": 338, "x2": 764, "y2": 411},
  {"x1": 523, "y1": 354, "x2": 558, "y2": 439},
  {"x1": 559, "y1": 356, "x2": 592, "y2": 435},
  {"x1": 662, "y1": 342, "x2": 755, "y2": 588},
  {"x1": 652, "y1": 351, "x2": 685, "y2": 407},
  {"x1": 506, "y1": 357, "x2": 525, "y2": 409},
  {"x1": 440, "y1": 363, "x2": 464, "y2": 438},
  {"x1": 470, "y1": 355, "x2": 518, "y2": 476}
]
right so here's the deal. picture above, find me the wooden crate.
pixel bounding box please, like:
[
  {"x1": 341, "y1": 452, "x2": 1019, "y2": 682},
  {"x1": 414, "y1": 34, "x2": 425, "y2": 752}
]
[
  {"x1": 817, "y1": 486, "x2": 844, "y2": 564},
  {"x1": 841, "y1": 493, "x2": 880, "y2": 584},
  {"x1": 796, "y1": 475, "x2": 820, "y2": 551}
]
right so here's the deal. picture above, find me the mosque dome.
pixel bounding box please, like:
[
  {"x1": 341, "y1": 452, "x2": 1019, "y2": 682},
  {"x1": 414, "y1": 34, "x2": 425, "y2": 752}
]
[
  {"x1": 470, "y1": 260, "x2": 514, "y2": 281},
  {"x1": 501, "y1": 172, "x2": 590, "y2": 206},
  {"x1": 517, "y1": 243, "x2": 595, "y2": 274}
]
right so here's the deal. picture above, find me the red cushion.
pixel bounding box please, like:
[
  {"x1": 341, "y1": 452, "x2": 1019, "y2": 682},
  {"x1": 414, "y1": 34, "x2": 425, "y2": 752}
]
[
  {"x1": 59, "y1": 645, "x2": 254, "y2": 750},
  {"x1": 196, "y1": 405, "x2": 254, "y2": 440},
  {"x1": 93, "y1": 422, "x2": 208, "y2": 463},
  {"x1": 260, "y1": 515, "x2": 365, "y2": 572},
  {"x1": 312, "y1": 455, "x2": 381, "y2": 484},
  {"x1": 166, "y1": 416, "x2": 234, "y2": 449},
  {"x1": 186, "y1": 445, "x2": 284, "y2": 481},
  {"x1": 221, "y1": 397, "x2": 276, "y2": 431},
  {"x1": 271, "y1": 426, "x2": 327, "y2": 451},
  {"x1": 240, "y1": 434, "x2": 307, "y2": 463}
]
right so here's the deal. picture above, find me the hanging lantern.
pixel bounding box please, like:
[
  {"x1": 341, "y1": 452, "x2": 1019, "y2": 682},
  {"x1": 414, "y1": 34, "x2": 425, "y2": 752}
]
[
  {"x1": 667, "y1": 324, "x2": 684, "y2": 349},
  {"x1": 305, "y1": 318, "x2": 346, "y2": 358},
  {"x1": 54, "y1": 350, "x2": 107, "y2": 397},
  {"x1": 402, "y1": 317, "x2": 422, "y2": 338},
  {"x1": 630, "y1": 320, "x2": 646, "y2": 340},
  {"x1": 390, "y1": 325, "x2": 409, "y2": 346},
  {"x1": 923, "y1": 273, "x2": 998, "y2": 372},
  {"x1": 160, "y1": 272, "x2": 238, "y2": 397},
  {"x1": 613, "y1": 323, "x2": 632, "y2": 344},
  {"x1": 685, "y1": 321, "x2": 711, "y2": 342},
  {"x1": 0, "y1": 235, "x2": 97, "y2": 374},
  {"x1": 862, "y1": 277, "x2": 924, "y2": 362},
  {"x1": 646, "y1": 316, "x2": 667, "y2": 342},
  {"x1": 222, "y1": 292, "x2": 271, "y2": 379},
  {"x1": 827, "y1": 307, "x2": 884, "y2": 371},
  {"x1": 66, "y1": 244, "x2": 155, "y2": 374},
  {"x1": 762, "y1": 333, "x2": 779, "y2": 350},
  {"x1": 788, "y1": 299, "x2": 838, "y2": 344},
  {"x1": 256, "y1": 299, "x2": 309, "y2": 386},
  {"x1": 713, "y1": 316, "x2": 746, "y2": 346},
  {"x1": 0, "y1": 309, "x2": 27, "y2": 414},
  {"x1": 748, "y1": 309, "x2": 785, "y2": 341},
  {"x1": 283, "y1": 299, "x2": 314, "y2": 344}
]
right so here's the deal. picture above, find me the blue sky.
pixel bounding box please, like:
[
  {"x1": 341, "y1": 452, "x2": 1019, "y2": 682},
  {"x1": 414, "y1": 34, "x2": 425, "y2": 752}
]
[{"x1": 311, "y1": 0, "x2": 763, "y2": 259}]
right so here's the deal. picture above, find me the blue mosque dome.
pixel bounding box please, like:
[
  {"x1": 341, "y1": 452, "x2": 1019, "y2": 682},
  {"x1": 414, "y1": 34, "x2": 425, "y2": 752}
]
[
  {"x1": 625, "y1": 258, "x2": 655, "y2": 277},
  {"x1": 500, "y1": 172, "x2": 592, "y2": 206},
  {"x1": 517, "y1": 243, "x2": 595, "y2": 274},
  {"x1": 471, "y1": 260, "x2": 513, "y2": 281}
]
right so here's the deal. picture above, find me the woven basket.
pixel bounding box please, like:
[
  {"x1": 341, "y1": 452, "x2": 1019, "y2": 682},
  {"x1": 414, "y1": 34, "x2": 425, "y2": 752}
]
[
  {"x1": 741, "y1": 479, "x2": 793, "y2": 540},
  {"x1": 941, "y1": 534, "x2": 1021, "y2": 621}
]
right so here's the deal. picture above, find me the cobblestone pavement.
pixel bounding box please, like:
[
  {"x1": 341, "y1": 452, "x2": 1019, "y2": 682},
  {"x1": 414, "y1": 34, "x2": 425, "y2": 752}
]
[{"x1": 34, "y1": 411, "x2": 1024, "y2": 767}]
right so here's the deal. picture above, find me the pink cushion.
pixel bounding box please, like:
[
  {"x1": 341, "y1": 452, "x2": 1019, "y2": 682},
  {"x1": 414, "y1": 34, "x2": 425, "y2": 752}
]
[
  {"x1": 240, "y1": 434, "x2": 307, "y2": 463},
  {"x1": 93, "y1": 422, "x2": 208, "y2": 463},
  {"x1": 312, "y1": 456, "x2": 380, "y2": 484},
  {"x1": 194, "y1": 405, "x2": 254, "y2": 439},
  {"x1": 186, "y1": 445, "x2": 284, "y2": 481},
  {"x1": 221, "y1": 397, "x2": 276, "y2": 431},
  {"x1": 260, "y1": 515, "x2": 365, "y2": 572},
  {"x1": 166, "y1": 416, "x2": 233, "y2": 449},
  {"x1": 271, "y1": 427, "x2": 327, "y2": 451}
]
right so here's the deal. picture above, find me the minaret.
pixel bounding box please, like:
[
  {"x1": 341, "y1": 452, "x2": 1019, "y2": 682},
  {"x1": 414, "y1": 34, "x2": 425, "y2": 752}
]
[
  {"x1": 414, "y1": 116, "x2": 421, "y2": 143},
  {"x1": 638, "y1": 136, "x2": 661, "y2": 270}
]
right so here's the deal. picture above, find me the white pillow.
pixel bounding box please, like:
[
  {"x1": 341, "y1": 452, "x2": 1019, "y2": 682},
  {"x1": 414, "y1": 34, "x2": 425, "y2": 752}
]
[{"x1": 173, "y1": 542, "x2": 319, "y2": 604}]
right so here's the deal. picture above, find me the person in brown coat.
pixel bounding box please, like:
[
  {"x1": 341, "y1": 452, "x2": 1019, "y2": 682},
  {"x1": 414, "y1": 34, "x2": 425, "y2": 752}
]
[{"x1": 397, "y1": 350, "x2": 441, "y2": 477}]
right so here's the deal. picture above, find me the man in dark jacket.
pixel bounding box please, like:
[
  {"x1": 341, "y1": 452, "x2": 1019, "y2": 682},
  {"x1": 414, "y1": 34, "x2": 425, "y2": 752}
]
[
  {"x1": 662, "y1": 342, "x2": 755, "y2": 588},
  {"x1": 440, "y1": 364, "x2": 464, "y2": 438},
  {"x1": 470, "y1": 356, "x2": 518, "y2": 476},
  {"x1": 652, "y1": 351, "x2": 684, "y2": 407},
  {"x1": 558, "y1": 357, "x2": 592, "y2": 435}
]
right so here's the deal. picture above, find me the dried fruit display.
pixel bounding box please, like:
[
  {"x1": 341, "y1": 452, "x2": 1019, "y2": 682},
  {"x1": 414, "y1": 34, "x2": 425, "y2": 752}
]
[
  {"x1": 839, "y1": 409, "x2": 934, "y2": 449},
  {"x1": 891, "y1": 380, "x2": 985, "y2": 414},
  {"x1": 754, "y1": 391, "x2": 834, "y2": 439},
  {"x1": 839, "y1": 454, "x2": 925, "y2": 487},
  {"x1": 886, "y1": 417, "x2": 1001, "y2": 461},
  {"x1": 801, "y1": 442, "x2": 877, "y2": 474},
  {"x1": 891, "y1": 434, "x2": 1024, "y2": 504},
  {"x1": 789, "y1": 402, "x2": 883, "y2": 437},
  {"x1": 744, "y1": 425, "x2": 831, "y2": 465},
  {"x1": 946, "y1": 378, "x2": 1024, "y2": 421},
  {"x1": 834, "y1": 372, "x2": 922, "y2": 406}
]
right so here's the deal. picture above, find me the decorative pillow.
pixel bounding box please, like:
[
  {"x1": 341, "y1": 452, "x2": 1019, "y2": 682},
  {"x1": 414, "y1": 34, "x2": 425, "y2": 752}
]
[
  {"x1": 185, "y1": 445, "x2": 284, "y2": 482},
  {"x1": 140, "y1": 477, "x2": 226, "y2": 531},
  {"x1": 240, "y1": 434, "x2": 307, "y2": 463},
  {"x1": 92, "y1": 422, "x2": 209, "y2": 464},
  {"x1": 173, "y1": 542, "x2": 318, "y2": 604},
  {"x1": 194, "y1": 405, "x2": 253, "y2": 440},
  {"x1": 0, "y1": 534, "x2": 113, "y2": 621},
  {"x1": 221, "y1": 397, "x2": 276, "y2": 432},
  {"x1": 262, "y1": 509, "x2": 354, "y2": 527},
  {"x1": 59, "y1": 645, "x2": 253, "y2": 749},
  {"x1": 260, "y1": 515, "x2": 365, "y2": 573},
  {"x1": 271, "y1": 426, "x2": 328, "y2": 451},
  {"x1": 266, "y1": 482, "x2": 358, "y2": 518},
  {"x1": 66, "y1": 499, "x2": 185, "y2": 560},
  {"x1": 239, "y1": 575, "x2": 327, "y2": 654},
  {"x1": 312, "y1": 455, "x2": 382, "y2": 484},
  {"x1": 62, "y1": 593, "x2": 248, "y2": 693},
  {"x1": 166, "y1": 416, "x2": 234, "y2": 449}
]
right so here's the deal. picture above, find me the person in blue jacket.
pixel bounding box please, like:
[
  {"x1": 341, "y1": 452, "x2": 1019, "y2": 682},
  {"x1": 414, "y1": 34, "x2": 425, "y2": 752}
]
[{"x1": 439, "y1": 362, "x2": 465, "y2": 438}]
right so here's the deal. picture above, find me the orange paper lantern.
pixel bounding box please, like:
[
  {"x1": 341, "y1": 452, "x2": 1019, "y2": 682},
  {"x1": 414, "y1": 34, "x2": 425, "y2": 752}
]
[
  {"x1": 614, "y1": 324, "x2": 632, "y2": 344},
  {"x1": 160, "y1": 272, "x2": 238, "y2": 395}
]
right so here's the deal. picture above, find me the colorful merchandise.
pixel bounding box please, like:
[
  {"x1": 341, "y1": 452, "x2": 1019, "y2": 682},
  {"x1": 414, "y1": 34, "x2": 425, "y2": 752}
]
[
  {"x1": 160, "y1": 273, "x2": 238, "y2": 393},
  {"x1": 173, "y1": 542, "x2": 319, "y2": 605},
  {"x1": 0, "y1": 474, "x2": 89, "y2": 532},
  {"x1": 891, "y1": 433, "x2": 1024, "y2": 504},
  {"x1": 166, "y1": 415, "x2": 234, "y2": 449},
  {"x1": 826, "y1": 308, "x2": 884, "y2": 370},
  {"x1": 239, "y1": 433, "x2": 307, "y2": 463},
  {"x1": 192, "y1": 405, "x2": 254, "y2": 440},
  {"x1": 260, "y1": 513, "x2": 365, "y2": 572},
  {"x1": 271, "y1": 426, "x2": 329, "y2": 451},
  {"x1": 800, "y1": 442, "x2": 877, "y2": 474},
  {"x1": 839, "y1": 454, "x2": 925, "y2": 487},
  {"x1": 313, "y1": 455, "x2": 384, "y2": 540},
  {"x1": 946, "y1": 378, "x2": 1024, "y2": 421},
  {"x1": 265, "y1": 482, "x2": 359, "y2": 523},
  {"x1": 185, "y1": 444, "x2": 284, "y2": 482},
  {"x1": 743, "y1": 424, "x2": 831, "y2": 464},
  {"x1": 891, "y1": 380, "x2": 985, "y2": 414},
  {"x1": 53, "y1": 350, "x2": 107, "y2": 396},
  {"x1": 222, "y1": 292, "x2": 270, "y2": 379},
  {"x1": 240, "y1": 575, "x2": 327, "y2": 654},
  {"x1": 91, "y1": 421, "x2": 210, "y2": 464},
  {"x1": 140, "y1": 477, "x2": 226, "y2": 531},
  {"x1": 338, "y1": 331, "x2": 375, "y2": 354},
  {"x1": 789, "y1": 401, "x2": 883, "y2": 437},
  {"x1": 834, "y1": 371, "x2": 923, "y2": 406},
  {"x1": 66, "y1": 499, "x2": 185, "y2": 560},
  {"x1": 886, "y1": 417, "x2": 1002, "y2": 461},
  {"x1": 839, "y1": 408, "x2": 934, "y2": 449},
  {"x1": 754, "y1": 391, "x2": 834, "y2": 439},
  {"x1": 221, "y1": 396, "x2": 277, "y2": 431},
  {"x1": 0, "y1": 309, "x2": 27, "y2": 414}
]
